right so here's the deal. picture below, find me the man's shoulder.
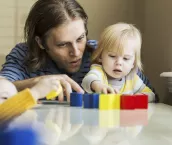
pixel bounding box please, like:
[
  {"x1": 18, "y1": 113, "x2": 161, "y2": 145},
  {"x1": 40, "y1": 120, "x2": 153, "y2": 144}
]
[
  {"x1": 8, "y1": 43, "x2": 28, "y2": 60},
  {"x1": 11, "y1": 43, "x2": 28, "y2": 53}
]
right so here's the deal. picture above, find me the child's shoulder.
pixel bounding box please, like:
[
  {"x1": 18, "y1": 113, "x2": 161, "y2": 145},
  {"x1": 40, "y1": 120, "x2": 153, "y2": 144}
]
[
  {"x1": 90, "y1": 64, "x2": 103, "y2": 70},
  {"x1": 89, "y1": 64, "x2": 106, "y2": 77},
  {"x1": 126, "y1": 70, "x2": 138, "y2": 80}
]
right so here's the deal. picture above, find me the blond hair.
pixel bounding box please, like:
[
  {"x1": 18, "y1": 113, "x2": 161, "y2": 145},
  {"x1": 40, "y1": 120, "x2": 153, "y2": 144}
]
[{"x1": 92, "y1": 22, "x2": 142, "y2": 71}]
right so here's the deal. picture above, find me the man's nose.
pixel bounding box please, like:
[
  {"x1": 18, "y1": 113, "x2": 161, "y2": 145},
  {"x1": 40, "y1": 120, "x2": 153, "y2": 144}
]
[{"x1": 69, "y1": 43, "x2": 80, "y2": 57}]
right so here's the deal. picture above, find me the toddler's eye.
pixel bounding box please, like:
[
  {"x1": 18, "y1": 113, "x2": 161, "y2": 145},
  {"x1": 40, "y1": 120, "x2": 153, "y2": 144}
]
[
  {"x1": 109, "y1": 55, "x2": 116, "y2": 58},
  {"x1": 124, "y1": 58, "x2": 130, "y2": 60}
]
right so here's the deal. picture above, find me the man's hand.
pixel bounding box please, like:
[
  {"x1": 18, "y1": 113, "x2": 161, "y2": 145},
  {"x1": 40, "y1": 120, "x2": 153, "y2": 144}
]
[{"x1": 30, "y1": 75, "x2": 84, "y2": 102}]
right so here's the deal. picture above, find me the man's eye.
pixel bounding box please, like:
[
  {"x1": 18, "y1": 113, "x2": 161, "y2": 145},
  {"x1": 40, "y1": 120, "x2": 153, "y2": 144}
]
[
  {"x1": 57, "y1": 43, "x2": 67, "y2": 47},
  {"x1": 77, "y1": 35, "x2": 85, "y2": 42}
]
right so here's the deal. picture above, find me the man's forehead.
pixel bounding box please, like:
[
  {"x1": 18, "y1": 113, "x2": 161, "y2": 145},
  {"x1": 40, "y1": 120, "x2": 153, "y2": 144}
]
[{"x1": 51, "y1": 19, "x2": 85, "y2": 42}]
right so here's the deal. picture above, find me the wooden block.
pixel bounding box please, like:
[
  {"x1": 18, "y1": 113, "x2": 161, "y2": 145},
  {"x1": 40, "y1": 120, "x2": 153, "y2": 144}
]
[
  {"x1": 46, "y1": 83, "x2": 62, "y2": 100},
  {"x1": 83, "y1": 94, "x2": 92, "y2": 108},
  {"x1": 99, "y1": 94, "x2": 120, "y2": 110},
  {"x1": 83, "y1": 94, "x2": 99, "y2": 109},
  {"x1": 70, "y1": 92, "x2": 83, "y2": 107},
  {"x1": 135, "y1": 94, "x2": 148, "y2": 109},
  {"x1": 120, "y1": 95, "x2": 135, "y2": 110}
]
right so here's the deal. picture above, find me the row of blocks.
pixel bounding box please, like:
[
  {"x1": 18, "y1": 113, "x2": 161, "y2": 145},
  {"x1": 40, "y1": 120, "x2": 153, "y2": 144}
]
[{"x1": 70, "y1": 93, "x2": 148, "y2": 110}]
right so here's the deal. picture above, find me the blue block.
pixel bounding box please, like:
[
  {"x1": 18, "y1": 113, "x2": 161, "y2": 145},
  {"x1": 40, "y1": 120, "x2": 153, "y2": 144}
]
[
  {"x1": 92, "y1": 94, "x2": 99, "y2": 108},
  {"x1": 83, "y1": 94, "x2": 99, "y2": 109},
  {"x1": 70, "y1": 92, "x2": 83, "y2": 107},
  {"x1": 83, "y1": 94, "x2": 92, "y2": 108},
  {"x1": 0, "y1": 128, "x2": 37, "y2": 145}
]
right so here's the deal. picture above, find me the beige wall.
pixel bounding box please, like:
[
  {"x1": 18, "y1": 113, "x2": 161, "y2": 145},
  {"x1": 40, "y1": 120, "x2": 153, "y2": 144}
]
[
  {"x1": 0, "y1": 0, "x2": 36, "y2": 55},
  {"x1": 78, "y1": 0, "x2": 136, "y2": 40},
  {"x1": 141, "y1": 0, "x2": 172, "y2": 104}
]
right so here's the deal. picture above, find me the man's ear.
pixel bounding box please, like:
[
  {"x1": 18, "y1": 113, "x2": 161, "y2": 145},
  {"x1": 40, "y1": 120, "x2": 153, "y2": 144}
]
[{"x1": 35, "y1": 36, "x2": 45, "y2": 49}]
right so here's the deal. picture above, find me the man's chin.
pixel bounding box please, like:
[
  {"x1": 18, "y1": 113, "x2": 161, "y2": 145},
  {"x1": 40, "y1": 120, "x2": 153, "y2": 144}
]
[{"x1": 67, "y1": 66, "x2": 81, "y2": 74}]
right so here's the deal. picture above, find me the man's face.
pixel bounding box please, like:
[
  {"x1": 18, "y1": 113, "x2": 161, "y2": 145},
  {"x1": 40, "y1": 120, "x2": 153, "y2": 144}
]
[{"x1": 45, "y1": 18, "x2": 87, "y2": 73}]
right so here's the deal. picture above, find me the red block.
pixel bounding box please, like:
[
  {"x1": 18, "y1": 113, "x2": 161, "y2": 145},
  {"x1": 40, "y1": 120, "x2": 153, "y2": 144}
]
[
  {"x1": 120, "y1": 95, "x2": 135, "y2": 110},
  {"x1": 134, "y1": 94, "x2": 148, "y2": 109}
]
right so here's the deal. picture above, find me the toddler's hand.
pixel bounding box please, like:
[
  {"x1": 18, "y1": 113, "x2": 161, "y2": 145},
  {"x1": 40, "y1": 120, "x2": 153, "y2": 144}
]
[
  {"x1": 114, "y1": 88, "x2": 119, "y2": 94},
  {"x1": 91, "y1": 81, "x2": 115, "y2": 94}
]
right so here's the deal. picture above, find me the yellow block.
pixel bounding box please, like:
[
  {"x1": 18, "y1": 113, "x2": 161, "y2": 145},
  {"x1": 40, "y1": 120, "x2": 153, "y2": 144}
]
[
  {"x1": 99, "y1": 110, "x2": 120, "y2": 128},
  {"x1": 99, "y1": 94, "x2": 120, "y2": 110},
  {"x1": 46, "y1": 83, "x2": 63, "y2": 100}
]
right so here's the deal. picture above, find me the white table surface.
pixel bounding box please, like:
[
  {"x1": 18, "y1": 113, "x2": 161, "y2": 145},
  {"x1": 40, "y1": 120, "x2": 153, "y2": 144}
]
[{"x1": 9, "y1": 103, "x2": 172, "y2": 145}]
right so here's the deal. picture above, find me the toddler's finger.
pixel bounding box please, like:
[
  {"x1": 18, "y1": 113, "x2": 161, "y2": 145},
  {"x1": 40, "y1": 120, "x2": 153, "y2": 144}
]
[
  {"x1": 114, "y1": 89, "x2": 119, "y2": 94},
  {"x1": 102, "y1": 88, "x2": 107, "y2": 94},
  {"x1": 107, "y1": 87, "x2": 114, "y2": 94}
]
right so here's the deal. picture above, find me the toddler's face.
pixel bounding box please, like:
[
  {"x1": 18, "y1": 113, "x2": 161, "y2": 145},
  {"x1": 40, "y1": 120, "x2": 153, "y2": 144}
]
[
  {"x1": 0, "y1": 79, "x2": 17, "y2": 103},
  {"x1": 100, "y1": 43, "x2": 135, "y2": 79}
]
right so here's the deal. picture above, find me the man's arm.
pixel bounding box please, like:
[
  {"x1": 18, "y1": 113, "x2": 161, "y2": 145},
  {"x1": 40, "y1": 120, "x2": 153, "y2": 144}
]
[
  {"x1": 13, "y1": 77, "x2": 40, "y2": 91},
  {"x1": 0, "y1": 43, "x2": 29, "y2": 82},
  {"x1": 0, "y1": 43, "x2": 42, "y2": 91}
]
